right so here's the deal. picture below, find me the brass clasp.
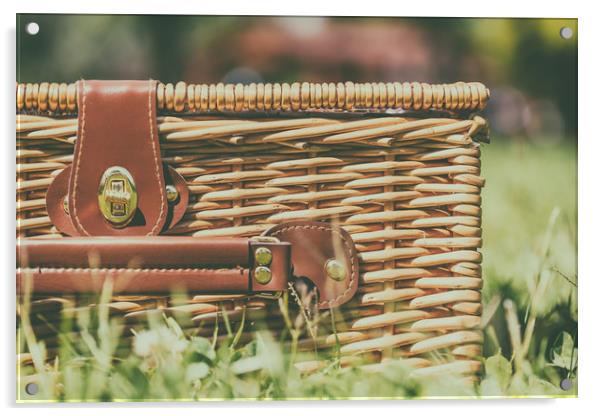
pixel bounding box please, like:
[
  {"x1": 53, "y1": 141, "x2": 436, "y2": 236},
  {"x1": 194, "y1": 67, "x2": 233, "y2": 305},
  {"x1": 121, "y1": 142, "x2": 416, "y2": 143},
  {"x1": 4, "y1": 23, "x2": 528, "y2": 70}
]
[{"x1": 98, "y1": 166, "x2": 137, "y2": 227}]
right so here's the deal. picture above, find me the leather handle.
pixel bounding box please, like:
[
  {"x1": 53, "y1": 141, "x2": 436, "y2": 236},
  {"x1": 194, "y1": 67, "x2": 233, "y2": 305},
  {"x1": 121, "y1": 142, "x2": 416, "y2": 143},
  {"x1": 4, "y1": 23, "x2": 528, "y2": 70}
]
[
  {"x1": 18, "y1": 237, "x2": 251, "y2": 269},
  {"x1": 17, "y1": 237, "x2": 290, "y2": 295},
  {"x1": 17, "y1": 221, "x2": 359, "y2": 309}
]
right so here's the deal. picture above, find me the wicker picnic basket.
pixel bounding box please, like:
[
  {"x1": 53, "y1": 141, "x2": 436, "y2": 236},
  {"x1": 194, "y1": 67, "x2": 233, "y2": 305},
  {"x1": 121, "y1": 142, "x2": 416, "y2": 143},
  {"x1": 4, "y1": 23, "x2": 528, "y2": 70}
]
[{"x1": 17, "y1": 80, "x2": 490, "y2": 381}]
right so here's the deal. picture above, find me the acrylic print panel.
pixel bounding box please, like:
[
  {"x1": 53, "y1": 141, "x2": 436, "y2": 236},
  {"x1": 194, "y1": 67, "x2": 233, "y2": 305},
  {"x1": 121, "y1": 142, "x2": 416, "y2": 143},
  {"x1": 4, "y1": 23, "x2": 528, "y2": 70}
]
[{"x1": 16, "y1": 14, "x2": 577, "y2": 401}]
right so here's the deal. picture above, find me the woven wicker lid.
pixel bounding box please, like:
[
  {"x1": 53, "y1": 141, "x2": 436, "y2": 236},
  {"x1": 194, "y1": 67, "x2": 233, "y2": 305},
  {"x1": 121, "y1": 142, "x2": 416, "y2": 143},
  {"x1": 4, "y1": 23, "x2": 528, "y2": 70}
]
[{"x1": 16, "y1": 81, "x2": 489, "y2": 114}]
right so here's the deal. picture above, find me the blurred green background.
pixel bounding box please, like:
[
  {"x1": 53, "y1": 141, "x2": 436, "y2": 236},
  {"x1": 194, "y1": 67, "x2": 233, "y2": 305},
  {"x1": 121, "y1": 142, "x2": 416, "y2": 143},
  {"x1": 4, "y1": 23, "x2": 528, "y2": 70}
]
[
  {"x1": 16, "y1": 15, "x2": 578, "y2": 399},
  {"x1": 17, "y1": 15, "x2": 577, "y2": 139}
]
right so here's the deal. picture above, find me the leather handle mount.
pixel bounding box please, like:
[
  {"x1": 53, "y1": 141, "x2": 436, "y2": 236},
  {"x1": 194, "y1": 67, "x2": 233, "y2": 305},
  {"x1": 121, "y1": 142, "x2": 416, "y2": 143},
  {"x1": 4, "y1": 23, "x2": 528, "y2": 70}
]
[{"x1": 17, "y1": 221, "x2": 359, "y2": 309}]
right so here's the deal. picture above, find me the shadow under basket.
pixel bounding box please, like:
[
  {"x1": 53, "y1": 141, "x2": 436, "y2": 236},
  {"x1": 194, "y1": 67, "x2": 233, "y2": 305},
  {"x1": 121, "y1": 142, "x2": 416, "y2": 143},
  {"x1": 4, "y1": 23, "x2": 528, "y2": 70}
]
[{"x1": 17, "y1": 80, "x2": 490, "y2": 380}]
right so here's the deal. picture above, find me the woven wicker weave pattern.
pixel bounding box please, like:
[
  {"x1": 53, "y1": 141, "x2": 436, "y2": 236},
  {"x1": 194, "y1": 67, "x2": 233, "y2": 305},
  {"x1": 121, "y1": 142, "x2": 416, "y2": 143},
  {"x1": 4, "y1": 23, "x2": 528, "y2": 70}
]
[
  {"x1": 17, "y1": 81, "x2": 489, "y2": 380},
  {"x1": 17, "y1": 81, "x2": 489, "y2": 114}
]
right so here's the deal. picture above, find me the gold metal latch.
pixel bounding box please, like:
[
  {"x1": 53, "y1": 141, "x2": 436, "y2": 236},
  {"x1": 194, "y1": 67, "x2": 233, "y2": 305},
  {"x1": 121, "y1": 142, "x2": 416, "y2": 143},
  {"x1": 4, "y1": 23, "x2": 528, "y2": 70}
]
[{"x1": 98, "y1": 166, "x2": 138, "y2": 227}]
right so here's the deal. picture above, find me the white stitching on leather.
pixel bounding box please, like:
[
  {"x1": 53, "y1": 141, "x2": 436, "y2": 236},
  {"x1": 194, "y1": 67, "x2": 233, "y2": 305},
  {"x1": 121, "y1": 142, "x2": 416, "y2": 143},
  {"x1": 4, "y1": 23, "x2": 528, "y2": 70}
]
[
  {"x1": 19, "y1": 267, "x2": 246, "y2": 273},
  {"x1": 147, "y1": 78, "x2": 166, "y2": 235},
  {"x1": 70, "y1": 79, "x2": 90, "y2": 236}
]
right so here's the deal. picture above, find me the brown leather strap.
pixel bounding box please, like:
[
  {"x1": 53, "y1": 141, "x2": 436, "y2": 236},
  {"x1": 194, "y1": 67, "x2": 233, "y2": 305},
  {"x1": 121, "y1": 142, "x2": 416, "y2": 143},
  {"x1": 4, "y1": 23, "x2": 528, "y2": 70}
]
[
  {"x1": 17, "y1": 268, "x2": 252, "y2": 294},
  {"x1": 18, "y1": 237, "x2": 250, "y2": 268},
  {"x1": 68, "y1": 80, "x2": 170, "y2": 236},
  {"x1": 17, "y1": 221, "x2": 360, "y2": 309},
  {"x1": 17, "y1": 237, "x2": 291, "y2": 295}
]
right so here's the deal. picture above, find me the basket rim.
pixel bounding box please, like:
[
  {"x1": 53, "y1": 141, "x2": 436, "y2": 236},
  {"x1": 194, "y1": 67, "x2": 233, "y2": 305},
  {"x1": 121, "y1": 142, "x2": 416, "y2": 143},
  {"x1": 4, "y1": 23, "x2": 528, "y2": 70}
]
[{"x1": 16, "y1": 80, "x2": 490, "y2": 116}]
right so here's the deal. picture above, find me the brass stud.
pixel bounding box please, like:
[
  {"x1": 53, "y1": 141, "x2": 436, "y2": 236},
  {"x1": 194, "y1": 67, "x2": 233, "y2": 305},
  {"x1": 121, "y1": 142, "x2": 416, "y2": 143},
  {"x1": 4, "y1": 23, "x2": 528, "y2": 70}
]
[
  {"x1": 166, "y1": 184, "x2": 179, "y2": 203},
  {"x1": 325, "y1": 259, "x2": 346, "y2": 281},
  {"x1": 254, "y1": 266, "x2": 272, "y2": 285},
  {"x1": 254, "y1": 246, "x2": 272, "y2": 266}
]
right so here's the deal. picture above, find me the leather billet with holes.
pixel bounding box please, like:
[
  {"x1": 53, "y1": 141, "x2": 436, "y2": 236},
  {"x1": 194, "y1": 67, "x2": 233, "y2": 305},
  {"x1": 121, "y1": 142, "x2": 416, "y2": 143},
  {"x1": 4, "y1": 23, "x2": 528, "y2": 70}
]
[{"x1": 16, "y1": 80, "x2": 359, "y2": 309}]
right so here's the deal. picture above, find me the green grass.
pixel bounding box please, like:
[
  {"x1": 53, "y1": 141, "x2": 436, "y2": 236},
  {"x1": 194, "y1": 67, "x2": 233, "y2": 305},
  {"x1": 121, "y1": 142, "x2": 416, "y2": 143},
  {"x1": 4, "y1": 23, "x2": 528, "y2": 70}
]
[
  {"x1": 17, "y1": 139, "x2": 578, "y2": 401},
  {"x1": 480, "y1": 138, "x2": 577, "y2": 397}
]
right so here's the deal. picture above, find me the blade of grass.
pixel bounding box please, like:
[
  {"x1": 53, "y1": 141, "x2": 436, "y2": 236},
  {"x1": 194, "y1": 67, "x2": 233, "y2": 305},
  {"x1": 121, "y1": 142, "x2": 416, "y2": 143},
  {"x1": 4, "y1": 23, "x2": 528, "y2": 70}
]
[
  {"x1": 220, "y1": 304, "x2": 233, "y2": 338},
  {"x1": 503, "y1": 299, "x2": 523, "y2": 372},
  {"x1": 230, "y1": 306, "x2": 246, "y2": 349},
  {"x1": 521, "y1": 208, "x2": 561, "y2": 366}
]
